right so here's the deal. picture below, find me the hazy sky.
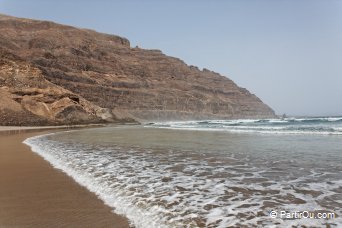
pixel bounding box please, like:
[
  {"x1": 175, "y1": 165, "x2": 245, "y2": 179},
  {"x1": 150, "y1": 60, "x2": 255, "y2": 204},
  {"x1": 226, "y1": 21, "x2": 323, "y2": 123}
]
[{"x1": 1, "y1": 0, "x2": 342, "y2": 116}]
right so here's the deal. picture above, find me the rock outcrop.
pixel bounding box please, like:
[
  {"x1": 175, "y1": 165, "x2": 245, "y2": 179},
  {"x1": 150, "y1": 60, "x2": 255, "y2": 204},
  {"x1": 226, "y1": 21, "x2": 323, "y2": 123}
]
[{"x1": 0, "y1": 14, "x2": 275, "y2": 125}]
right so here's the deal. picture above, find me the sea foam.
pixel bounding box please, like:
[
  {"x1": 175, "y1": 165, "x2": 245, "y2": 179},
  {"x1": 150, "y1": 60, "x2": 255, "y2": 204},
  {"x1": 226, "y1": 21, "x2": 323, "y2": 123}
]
[
  {"x1": 148, "y1": 117, "x2": 342, "y2": 135},
  {"x1": 23, "y1": 125, "x2": 342, "y2": 227}
]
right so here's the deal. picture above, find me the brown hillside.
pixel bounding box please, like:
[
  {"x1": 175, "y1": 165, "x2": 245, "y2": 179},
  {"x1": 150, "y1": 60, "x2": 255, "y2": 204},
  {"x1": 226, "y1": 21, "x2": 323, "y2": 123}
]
[{"x1": 0, "y1": 14, "x2": 275, "y2": 125}]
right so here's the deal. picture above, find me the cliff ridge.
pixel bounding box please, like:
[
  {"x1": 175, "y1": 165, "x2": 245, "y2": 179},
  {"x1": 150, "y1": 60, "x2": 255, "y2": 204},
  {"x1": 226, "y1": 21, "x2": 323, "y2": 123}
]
[{"x1": 0, "y1": 14, "x2": 275, "y2": 125}]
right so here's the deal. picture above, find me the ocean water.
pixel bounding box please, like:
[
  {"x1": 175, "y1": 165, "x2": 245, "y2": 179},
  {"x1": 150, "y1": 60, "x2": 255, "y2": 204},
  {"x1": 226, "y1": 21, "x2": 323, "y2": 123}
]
[
  {"x1": 24, "y1": 117, "x2": 342, "y2": 227},
  {"x1": 148, "y1": 117, "x2": 342, "y2": 135}
]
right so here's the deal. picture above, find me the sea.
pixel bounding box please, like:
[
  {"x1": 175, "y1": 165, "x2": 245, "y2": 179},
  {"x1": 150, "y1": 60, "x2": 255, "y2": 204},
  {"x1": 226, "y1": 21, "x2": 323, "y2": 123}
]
[{"x1": 24, "y1": 117, "x2": 342, "y2": 227}]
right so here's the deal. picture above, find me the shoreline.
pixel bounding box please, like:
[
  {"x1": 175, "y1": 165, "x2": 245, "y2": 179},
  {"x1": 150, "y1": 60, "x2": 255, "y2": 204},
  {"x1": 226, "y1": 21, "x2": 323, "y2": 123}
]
[
  {"x1": 0, "y1": 126, "x2": 130, "y2": 227},
  {"x1": 0, "y1": 124, "x2": 107, "y2": 133}
]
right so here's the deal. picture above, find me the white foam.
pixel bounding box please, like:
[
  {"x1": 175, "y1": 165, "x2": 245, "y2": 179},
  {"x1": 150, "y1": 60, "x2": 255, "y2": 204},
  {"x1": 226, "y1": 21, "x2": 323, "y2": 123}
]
[
  {"x1": 24, "y1": 134, "x2": 169, "y2": 228},
  {"x1": 147, "y1": 126, "x2": 342, "y2": 135},
  {"x1": 23, "y1": 129, "x2": 342, "y2": 227},
  {"x1": 147, "y1": 117, "x2": 342, "y2": 136}
]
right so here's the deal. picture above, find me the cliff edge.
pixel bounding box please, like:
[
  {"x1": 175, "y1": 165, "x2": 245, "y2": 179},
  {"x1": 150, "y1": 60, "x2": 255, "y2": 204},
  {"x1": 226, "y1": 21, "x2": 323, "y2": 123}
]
[{"x1": 0, "y1": 14, "x2": 275, "y2": 125}]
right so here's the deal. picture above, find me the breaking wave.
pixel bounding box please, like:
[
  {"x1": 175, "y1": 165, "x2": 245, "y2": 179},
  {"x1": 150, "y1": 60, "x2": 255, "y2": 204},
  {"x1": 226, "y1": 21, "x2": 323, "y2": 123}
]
[{"x1": 147, "y1": 117, "x2": 342, "y2": 135}]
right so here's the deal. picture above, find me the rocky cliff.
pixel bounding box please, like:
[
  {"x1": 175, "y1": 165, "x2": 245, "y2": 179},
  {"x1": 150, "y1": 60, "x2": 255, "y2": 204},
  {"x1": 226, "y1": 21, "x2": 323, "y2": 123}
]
[{"x1": 0, "y1": 14, "x2": 275, "y2": 125}]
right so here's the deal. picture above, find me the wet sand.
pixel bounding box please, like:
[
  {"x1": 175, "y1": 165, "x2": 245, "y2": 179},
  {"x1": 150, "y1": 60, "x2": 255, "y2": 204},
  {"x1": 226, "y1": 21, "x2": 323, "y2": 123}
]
[{"x1": 0, "y1": 128, "x2": 130, "y2": 227}]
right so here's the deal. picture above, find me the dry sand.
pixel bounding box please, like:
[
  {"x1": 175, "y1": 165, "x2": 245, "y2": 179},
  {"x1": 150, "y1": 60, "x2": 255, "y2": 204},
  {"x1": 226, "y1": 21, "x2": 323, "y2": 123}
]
[{"x1": 0, "y1": 128, "x2": 130, "y2": 227}]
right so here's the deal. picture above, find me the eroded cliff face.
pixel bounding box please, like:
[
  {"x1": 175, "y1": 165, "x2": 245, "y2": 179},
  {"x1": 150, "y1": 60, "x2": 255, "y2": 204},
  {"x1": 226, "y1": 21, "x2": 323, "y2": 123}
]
[
  {"x1": 0, "y1": 50, "x2": 118, "y2": 125},
  {"x1": 0, "y1": 14, "x2": 275, "y2": 125}
]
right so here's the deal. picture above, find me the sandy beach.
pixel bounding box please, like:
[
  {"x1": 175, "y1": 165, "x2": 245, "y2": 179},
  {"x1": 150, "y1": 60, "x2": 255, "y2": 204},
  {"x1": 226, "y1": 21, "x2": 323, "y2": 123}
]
[{"x1": 0, "y1": 127, "x2": 129, "y2": 227}]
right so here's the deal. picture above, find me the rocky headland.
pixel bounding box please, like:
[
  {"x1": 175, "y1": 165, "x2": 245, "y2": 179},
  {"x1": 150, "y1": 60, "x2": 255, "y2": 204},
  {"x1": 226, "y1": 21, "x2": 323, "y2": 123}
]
[{"x1": 0, "y1": 14, "x2": 275, "y2": 126}]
